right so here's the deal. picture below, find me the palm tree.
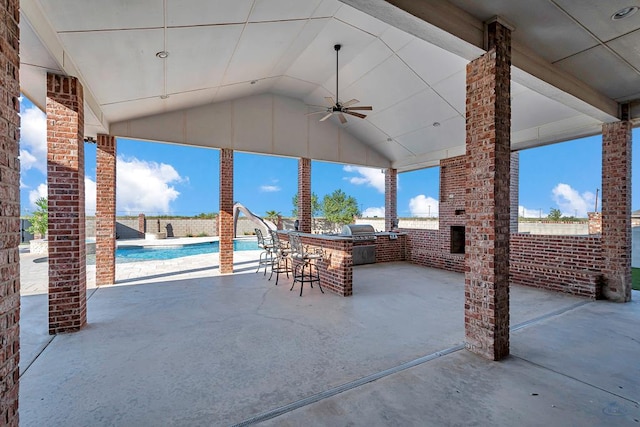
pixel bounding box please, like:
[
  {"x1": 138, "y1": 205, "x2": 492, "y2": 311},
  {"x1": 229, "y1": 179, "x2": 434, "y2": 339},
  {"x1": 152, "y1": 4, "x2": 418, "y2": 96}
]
[{"x1": 265, "y1": 210, "x2": 281, "y2": 225}]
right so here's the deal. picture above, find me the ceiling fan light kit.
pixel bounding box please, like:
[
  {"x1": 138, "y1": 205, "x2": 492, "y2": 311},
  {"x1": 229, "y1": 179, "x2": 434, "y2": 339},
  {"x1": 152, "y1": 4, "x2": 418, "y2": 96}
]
[{"x1": 307, "y1": 44, "x2": 373, "y2": 124}]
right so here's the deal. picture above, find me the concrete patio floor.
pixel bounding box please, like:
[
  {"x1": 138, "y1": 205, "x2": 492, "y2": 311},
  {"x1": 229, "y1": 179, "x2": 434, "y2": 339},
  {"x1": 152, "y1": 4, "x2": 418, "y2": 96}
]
[{"x1": 18, "y1": 248, "x2": 640, "y2": 426}]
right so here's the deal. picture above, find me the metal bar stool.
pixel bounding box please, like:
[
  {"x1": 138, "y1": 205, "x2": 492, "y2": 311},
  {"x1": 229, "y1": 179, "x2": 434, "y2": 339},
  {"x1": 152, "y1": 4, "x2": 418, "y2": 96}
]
[
  {"x1": 254, "y1": 228, "x2": 274, "y2": 276},
  {"x1": 289, "y1": 232, "x2": 324, "y2": 296},
  {"x1": 268, "y1": 229, "x2": 292, "y2": 286}
]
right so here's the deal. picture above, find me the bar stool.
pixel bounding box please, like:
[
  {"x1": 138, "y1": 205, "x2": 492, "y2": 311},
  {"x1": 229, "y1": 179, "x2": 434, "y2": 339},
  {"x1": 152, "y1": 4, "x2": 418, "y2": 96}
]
[
  {"x1": 289, "y1": 232, "x2": 324, "y2": 296},
  {"x1": 254, "y1": 228, "x2": 274, "y2": 276},
  {"x1": 268, "y1": 229, "x2": 292, "y2": 286}
]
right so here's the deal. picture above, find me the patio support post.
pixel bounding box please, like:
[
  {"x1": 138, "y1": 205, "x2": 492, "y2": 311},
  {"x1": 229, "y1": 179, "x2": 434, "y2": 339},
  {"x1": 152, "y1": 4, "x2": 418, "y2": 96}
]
[
  {"x1": 385, "y1": 168, "x2": 397, "y2": 231},
  {"x1": 219, "y1": 148, "x2": 234, "y2": 273},
  {"x1": 96, "y1": 134, "x2": 116, "y2": 285},
  {"x1": 464, "y1": 20, "x2": 511, "y2": 360},
  {"x1": 510, "y1": 152, "x2": 519, "y2": 233},
  {"x1": 601, "y1": 118, "x2": 632, "y2": 302},
  {"x1": 46, "y1": 73, "x2": 87, "y2": 334},
  {"x1": 0, "y1": 0, "x2": 21, "y2": 423},
  {"x1": 298, "y1": 158, "x2": 312, "y2": 233}
]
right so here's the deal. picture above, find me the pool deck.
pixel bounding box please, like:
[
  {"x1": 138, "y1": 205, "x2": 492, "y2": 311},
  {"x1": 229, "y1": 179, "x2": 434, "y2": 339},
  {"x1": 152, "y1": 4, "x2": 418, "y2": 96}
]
[
  {"x1": 18, "y1": 239, "x2": 640, "y2": 426},
  {"x1": 20, "y1": 236, "x2": 260, "y2": 295}
]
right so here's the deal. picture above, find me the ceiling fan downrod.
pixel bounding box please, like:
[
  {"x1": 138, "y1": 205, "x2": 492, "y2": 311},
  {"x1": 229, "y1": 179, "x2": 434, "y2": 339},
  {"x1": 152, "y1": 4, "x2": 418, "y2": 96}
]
[{"x1": 335, "y1": 44, "x2": 341, "y2": 107}]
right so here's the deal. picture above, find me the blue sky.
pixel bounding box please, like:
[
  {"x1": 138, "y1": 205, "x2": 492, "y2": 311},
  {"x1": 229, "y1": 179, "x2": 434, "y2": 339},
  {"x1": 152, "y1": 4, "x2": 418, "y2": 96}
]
[{"x1": 19, "y1": 96, "x2": 640, "y2": 218}]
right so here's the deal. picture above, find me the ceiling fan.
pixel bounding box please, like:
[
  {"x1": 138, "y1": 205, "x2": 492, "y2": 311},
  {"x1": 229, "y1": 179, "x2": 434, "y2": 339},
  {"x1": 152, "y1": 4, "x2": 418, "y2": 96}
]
[{"x1": 308, "y1": 44, "x2": 373, "y2": 124}]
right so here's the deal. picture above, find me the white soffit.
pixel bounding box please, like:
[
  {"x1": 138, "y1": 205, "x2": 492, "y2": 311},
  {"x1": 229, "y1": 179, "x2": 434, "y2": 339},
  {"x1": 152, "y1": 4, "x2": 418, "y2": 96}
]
[{"x1": 19, "y1": 0, "x2": 638, "y2": 173}]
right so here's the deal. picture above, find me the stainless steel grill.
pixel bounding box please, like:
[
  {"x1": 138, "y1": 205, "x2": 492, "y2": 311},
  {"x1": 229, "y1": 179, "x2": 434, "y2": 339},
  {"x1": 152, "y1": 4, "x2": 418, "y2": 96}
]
[
  {"x1": 342, "y1": 224, "x2": 377, "y2": 265},
  {"x1": 341, "y1": 224, "x2": 377, "y2": 241}
]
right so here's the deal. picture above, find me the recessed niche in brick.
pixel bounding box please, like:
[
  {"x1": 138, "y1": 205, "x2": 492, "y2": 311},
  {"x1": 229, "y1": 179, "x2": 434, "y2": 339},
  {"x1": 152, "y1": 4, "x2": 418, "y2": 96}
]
[{"x1": 450, "y1": 226, "x2": 465, "y2": 254}]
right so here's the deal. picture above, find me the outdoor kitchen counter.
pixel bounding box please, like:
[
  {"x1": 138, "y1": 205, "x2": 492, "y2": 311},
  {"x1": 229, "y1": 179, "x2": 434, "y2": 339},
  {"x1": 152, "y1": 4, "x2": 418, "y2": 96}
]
[{"x1": 277, "y1": 231, "x2": 407, "y2": 297}]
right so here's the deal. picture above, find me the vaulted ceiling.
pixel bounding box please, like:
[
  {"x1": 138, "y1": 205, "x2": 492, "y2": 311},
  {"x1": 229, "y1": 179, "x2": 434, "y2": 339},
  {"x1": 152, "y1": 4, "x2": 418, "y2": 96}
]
[{"x1": 20, "y1": 0, "x2": 640, "y2": 172}]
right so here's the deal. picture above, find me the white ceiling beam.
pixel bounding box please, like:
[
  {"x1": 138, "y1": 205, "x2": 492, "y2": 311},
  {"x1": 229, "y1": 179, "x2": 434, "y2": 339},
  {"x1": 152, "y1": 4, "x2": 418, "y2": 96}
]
[
  {"x1": 20, "y1": 0, "x2": 108, "y2": 135},
  {"x1": 339, "y1": 0, "x2": 619, "y2": 121}
]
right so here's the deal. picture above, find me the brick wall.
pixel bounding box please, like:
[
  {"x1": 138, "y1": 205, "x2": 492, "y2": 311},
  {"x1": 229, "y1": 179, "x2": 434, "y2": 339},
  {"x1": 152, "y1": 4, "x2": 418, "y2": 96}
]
[
  {"x1": 219, "y1": 148, "x2": 234, "y2": 273},
  {"x1": 404, "y1": 229, "x2": 465, "y2": 272},
  {"x1": 510, "y1": 152, "x2": 519, "y2": 233},
  {"x1": 0, "y1": 0, "x2": 21, "y2": 424},
  {"x1": 510, "y1": 234, "x2": 602, "y2": 298},
  {"x1": 370, "y1": 234, "x2": 406, "y2": 263},
  {"x1": 298, "y1": 158, "x2": 312, "y2": 233},
  {"x1": 601, "y1": 121, "x2": 632, "y2": 301},
  {"x1": 385, "y1": 168, "x2": 397, "y2": 231},
  {"x1": 96, "y1": 135, "x2": 116, "y2": 285},
  {"x1": 46, "y1": 73, "x2": 87, "y2": 334},
  {"x1": 464, "y1": 21, "x2": 511, "y2": 360}
]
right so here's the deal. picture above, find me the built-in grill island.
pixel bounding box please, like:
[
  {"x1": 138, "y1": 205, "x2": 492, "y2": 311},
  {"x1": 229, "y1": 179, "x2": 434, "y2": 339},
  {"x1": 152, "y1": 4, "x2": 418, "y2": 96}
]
[
  {"x1": 341, "y1": 224, "x2": 377, "y2": 265},
  {"x1": 277, "y1": 226, "x2": 406, "y2": 296}
]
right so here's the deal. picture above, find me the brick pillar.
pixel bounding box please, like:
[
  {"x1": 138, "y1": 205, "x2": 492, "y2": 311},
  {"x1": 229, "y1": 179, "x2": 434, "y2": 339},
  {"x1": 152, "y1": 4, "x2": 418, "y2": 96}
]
[
  {"x1": 298, "y1": 158, "x2": 312, "y2": 233},
  {"x1": 0, "y1": 1, "x2": 21, "y2": 424},
  {"x1": 96, "y1": 134, "x2": 116, "y2": 285},
  {"x1": 510, "y1": 152, "x2": 519, "y2": 233},
  {"x1": 601, "y1": 120, "x2": 632, "y2": 302},
  {"x1": 47, "y1": 73, "x2": 87, "y2": 334},
  {"x1": 588, "y1": 212, "x2": 602, "y2": 235},
  {"x1": 385, "y1": 168, "x2": 398, "y2": 231},
  {"x1": 138, "y1": 213, "x2": 145, "y2": 237},
  {"x1": 219, "y1": 148, "x2": 234, "y2": 273},
  {"x1": 464, "y1": 20, "x2": 511, "y2": 360}
]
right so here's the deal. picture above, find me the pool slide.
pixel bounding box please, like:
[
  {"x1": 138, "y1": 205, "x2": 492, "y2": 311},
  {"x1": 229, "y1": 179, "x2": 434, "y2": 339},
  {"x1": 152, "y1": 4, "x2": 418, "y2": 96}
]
[{"x1": 233, "y1": 202, "x2": 277, "y2": 237}]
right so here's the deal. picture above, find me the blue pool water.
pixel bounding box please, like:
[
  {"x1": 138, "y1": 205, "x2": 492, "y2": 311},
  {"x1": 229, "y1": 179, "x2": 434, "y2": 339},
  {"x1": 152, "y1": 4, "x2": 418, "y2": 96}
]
[{"x1": 116, "y1": 240, "x2": 259, "y2": 263}]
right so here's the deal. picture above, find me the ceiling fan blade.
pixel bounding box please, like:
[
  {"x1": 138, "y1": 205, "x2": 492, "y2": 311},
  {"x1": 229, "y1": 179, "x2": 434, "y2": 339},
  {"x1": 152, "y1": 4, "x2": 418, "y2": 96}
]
[
  {"x1": 319, "y1": 112, "x2": 333, "y2": 121},
  {"x1": 338, "y1": 113, "x2": 347, "y2": 124},
  {"x1": 344, "y1": 111, "x2": 367, "y2": 119},
  {"x1": 342, "y1": 99, "x2": 359, "y2": 107},
  {"x1": 306, "y1": 110, "x2": 329, "y2": 116},
  {"x1": 324, "y1": 96, "x2": 335, "y2": 106},
  {"x1": 345, "y1": 106, "x2": 373, "y2": 111}
]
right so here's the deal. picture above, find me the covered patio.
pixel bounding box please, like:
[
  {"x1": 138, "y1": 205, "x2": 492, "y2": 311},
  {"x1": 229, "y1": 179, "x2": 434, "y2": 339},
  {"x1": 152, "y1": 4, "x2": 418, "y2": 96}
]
[
  {"x1": 18, "y1": 255, "x2": 640, "y2": 425},
  {"x1": 2, "y1": 0, "x2": 640, "y2": 425}
]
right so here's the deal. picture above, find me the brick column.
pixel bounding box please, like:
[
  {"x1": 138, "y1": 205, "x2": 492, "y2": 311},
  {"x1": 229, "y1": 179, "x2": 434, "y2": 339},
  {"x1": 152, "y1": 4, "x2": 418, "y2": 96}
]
[
  {"x1": 464, "y1": 20, "x2": 511, "y2": 360},
  {"x1": 510, "y1": 152, "x2": 519, "y2": 233},
  {"x1": 138, "y1": 213, "x2": 145, "y2": 238},
  {"x1": 298, "y1": 158, "x2": 312, "y2": 233},
  {"x1": 588, "y1": 212, "x2": 602, "y2": 235},
  {"x1": 601, "y1": 120, "x2": 632, "y2": 302},
  {"x1": 219, "y1": 148, "x2": 234, "y2": 273},
  {"x1": 385, "y1": 168, "x2": 397, "y2": 231},
  {"x1": 96, "y1": 134, "x2": 116, "y2": 285},
  {"x1": 47, "y1": 73, "x2": 87, "y2": 334},
  {"x1": 0, "y1": 0, "x2": 21, "y2": 424}
]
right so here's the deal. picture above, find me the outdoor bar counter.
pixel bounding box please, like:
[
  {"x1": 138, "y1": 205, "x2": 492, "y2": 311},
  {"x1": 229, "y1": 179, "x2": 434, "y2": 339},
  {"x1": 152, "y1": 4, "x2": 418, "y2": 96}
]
[{"x1": 277, "y1": 230, "x2": 407, "y2": 296}]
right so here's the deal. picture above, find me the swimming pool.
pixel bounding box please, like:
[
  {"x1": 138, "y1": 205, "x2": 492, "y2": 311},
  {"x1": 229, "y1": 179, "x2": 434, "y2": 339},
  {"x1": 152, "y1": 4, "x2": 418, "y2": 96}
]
[{"x1": 115, "y1": 239, "x2": 260, "y2": 263}]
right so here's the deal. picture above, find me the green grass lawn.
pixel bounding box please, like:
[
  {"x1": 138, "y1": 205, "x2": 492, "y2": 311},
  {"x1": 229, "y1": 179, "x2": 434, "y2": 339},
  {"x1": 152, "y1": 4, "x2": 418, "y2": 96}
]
[{"x1": 632, "y1": 268, "x2": 640, "y2": 291}]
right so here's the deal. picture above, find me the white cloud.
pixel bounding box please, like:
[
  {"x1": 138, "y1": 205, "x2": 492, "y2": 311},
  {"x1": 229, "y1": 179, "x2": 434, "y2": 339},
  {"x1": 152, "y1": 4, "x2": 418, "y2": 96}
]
[
  {"x1": 20, "y1": 179, "x2": 28, "y2": 189},
  {"x1": 343, "y1": 165, "x2": 386, "y2": 193},
  {"x1": 362, "y1": 206, "x2": 385, "y2": 217},
  {"x1": 409, "y1": 195, "x2": 439, "y2": 217},
  {"x1": 551, "y1": 183, "x2": 596, "y2": 217},
  {"x1": 116, "y1": 156, "x2": 183, "y2": 215},
  {"x1": 260, "y1": 185, "x2": 280, "y2": 192},
  {"x1": 28, "y1": 183, "x2": 47, "y2": 208},
  {"x1": 85, "y1": 177, "x2": 97, "y2": 216},
  {"x1": 518, "y1": 205, "x2": 546, "y2": 218},
  {"x1": 19, "y1": 105, "x2": 47, "y2": 174}
]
